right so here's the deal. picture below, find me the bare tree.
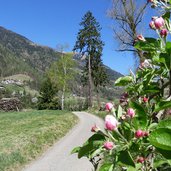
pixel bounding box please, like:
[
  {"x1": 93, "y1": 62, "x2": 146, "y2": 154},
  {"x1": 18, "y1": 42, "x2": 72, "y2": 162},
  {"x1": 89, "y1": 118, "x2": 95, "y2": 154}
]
[{"x1": 108, "y1": 0, "x2": 149, "y2": 62}]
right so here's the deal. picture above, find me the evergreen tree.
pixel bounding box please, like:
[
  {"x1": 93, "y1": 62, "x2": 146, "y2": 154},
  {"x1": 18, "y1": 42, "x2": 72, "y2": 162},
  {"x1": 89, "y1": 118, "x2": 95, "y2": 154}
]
[
  {"x1": 38, "y1": 77, "x2": 55, "y2": 110},
  {"x1": 73, "y1": 11, "x2": 108, "y2": 107}
]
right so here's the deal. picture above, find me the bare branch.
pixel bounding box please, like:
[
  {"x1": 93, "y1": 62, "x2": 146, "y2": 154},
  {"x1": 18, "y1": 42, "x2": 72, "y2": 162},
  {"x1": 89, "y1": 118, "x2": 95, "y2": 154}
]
[
  {"x1": 116, "y1": 49, "x2": 136, "y2": 52},
  {"x1": 108, "y1": 0, "x2": 148, "y2": 61}
]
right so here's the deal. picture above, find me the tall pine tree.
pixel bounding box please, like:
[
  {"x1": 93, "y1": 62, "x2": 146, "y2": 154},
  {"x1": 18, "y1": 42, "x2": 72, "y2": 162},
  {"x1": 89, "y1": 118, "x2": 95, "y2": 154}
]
[{"x1": 73, "y1": 11, "x2": 108, "y2": 107}]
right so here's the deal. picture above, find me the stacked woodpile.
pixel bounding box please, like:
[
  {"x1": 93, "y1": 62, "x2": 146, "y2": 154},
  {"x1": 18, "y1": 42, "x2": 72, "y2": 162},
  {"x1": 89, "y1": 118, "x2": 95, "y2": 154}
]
[{"x1": 0, "y1": 98, "x2": 22, "y2": 111}]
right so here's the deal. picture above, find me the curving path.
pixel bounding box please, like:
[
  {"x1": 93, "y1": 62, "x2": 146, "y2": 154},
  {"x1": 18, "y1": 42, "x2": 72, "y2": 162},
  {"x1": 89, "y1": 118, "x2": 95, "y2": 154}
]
[{"x1": 23, "y1": 112, "x2": 104, "y2": 171}]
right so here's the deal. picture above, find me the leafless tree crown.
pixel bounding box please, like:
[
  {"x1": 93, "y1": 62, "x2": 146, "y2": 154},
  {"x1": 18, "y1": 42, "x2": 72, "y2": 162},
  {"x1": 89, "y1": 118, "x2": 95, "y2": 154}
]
[{"x1": 108, "y1": 0, "x2": 148, "y2": 54}]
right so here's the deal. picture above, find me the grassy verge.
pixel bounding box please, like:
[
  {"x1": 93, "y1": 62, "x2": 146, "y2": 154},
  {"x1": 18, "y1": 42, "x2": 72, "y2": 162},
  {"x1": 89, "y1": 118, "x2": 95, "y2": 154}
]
[
  {"x1": 88, "y1": 108, "x2": 106, "y2": 119},
  {"x1": 0, "y1": 110, "x2": 78, "y2": 171}
]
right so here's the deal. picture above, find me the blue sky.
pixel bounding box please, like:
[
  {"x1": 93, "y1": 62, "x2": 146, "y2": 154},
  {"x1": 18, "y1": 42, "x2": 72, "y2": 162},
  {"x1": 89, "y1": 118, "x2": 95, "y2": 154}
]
[{"x1": 0, "y1": 0, "x2": 154, "y2": 75}]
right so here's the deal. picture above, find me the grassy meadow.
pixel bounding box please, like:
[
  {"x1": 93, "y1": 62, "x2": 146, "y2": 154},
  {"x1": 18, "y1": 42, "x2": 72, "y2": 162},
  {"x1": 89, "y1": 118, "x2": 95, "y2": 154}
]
[
  {"x1": 89, "y1": 109, "x2": 106, "y2": 119},
  {"x1": 0, "y1": 110, "x2": 78, "y2": 171}
]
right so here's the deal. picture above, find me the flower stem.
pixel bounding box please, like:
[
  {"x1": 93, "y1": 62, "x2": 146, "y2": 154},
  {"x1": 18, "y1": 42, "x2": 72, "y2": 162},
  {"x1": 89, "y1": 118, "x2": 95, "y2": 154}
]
[
  {"x1": 108, "y1": 132, "x2": 117, "y2": 142},
  {"x1": 115, "y1": 129, "x2": 129, "y2": 145}
]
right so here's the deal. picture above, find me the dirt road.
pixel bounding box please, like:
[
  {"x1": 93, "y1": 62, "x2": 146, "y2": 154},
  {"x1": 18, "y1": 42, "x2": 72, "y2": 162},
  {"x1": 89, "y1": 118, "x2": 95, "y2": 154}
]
[{"x1": 23, "y1": 112, "x2": 104, "y2": 171}]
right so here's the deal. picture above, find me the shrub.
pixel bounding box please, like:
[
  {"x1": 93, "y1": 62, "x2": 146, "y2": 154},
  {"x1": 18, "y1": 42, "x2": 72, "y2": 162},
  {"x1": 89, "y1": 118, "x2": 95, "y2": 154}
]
[{"x1": 64, "y1": 97, "x2": 88, "y2": 111}]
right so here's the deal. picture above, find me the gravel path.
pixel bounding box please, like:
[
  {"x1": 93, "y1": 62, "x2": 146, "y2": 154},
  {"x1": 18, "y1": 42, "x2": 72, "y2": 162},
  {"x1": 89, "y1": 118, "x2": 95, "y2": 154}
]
[{"x1": 22, "y1": 112, "x2": 104, "y2": 171}]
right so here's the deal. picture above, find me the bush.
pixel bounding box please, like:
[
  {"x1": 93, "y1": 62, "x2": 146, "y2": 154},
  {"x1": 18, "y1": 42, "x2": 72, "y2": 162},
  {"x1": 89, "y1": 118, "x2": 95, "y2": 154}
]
[
  {"x1": 64, "y1": 97, "x2": 88, "y2": 111},
  {"x1": 37, "y1": 76, "x2": 60, "y2": 110},
  {"x1": 37, "y1": 96, "x2": 61, "y2": 110}
]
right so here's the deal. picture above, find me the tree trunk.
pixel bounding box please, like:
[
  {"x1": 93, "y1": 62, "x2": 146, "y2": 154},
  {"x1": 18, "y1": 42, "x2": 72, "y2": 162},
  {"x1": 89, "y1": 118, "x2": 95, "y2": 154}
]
[
  {"x1": 88, "y1": 54, "x2": 93, "y2": 107},
  {"x1": 137, "y1": 50, "x2": 145, "y2": 63},
  {"x1": 61, "y1": 85, "x2": 65, "y2": 110},
  {"x1": 96, "y1": 87, "x2": 100, "y2": 109},
  {"x1": 61, "y1": 52, "x2": 66, "y2": 110}
]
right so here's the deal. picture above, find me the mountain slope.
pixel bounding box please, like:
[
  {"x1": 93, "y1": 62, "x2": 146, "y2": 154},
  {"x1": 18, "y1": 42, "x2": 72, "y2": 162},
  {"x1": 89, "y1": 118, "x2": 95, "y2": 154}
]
[
  {"x1": 0, "y1": 26, "x2": 60, "y2": 76},
  {"x1": 73, "y1": 53, "x2": 123, "y2": 81},
  {"x1": 0, "y1": 26, "x2": 123, "y2": 92}
]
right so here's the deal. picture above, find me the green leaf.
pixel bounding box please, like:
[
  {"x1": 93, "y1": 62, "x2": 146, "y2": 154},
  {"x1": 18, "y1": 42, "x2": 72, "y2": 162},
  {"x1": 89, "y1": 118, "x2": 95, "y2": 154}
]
[
  {"x1": 166, "y1": 42, "x2": 171, "y2": 53},
  {"x1": 71, "y1": 146, "x2": 81, "y2": 154},
  {"x1": 142, "y1": 69, "x2": 155, "y2": 85},
  {"x1": 99, "y1": 163, "x2": 114, "y2": 171},
  {"x1": 158, "y1": 119, "x2": 171, "y2": 129},
  {"x1": 111, "y1": 130, "x2": 121, "y2": 141},
  {"x1": 144, "y1": 89, "x2": 160, "y2": 94},
  {"x1": 122, "y1": 128, "x2": 133, "y2": 141},
  {"x1": 117, "y1": 105, "x2": 122, "y2": 119},
  {"x1": 156, "y1": 148, "x2": 171, "y2": 165},
  {"x1": 118, "y1": 150, "x2": 135, "y2": 167},
  {"x1": 143, "y1": 83, "x2": 160, "y2": 94},
  {"x1": 159, "y1": 52, "x2": 170, "y2": 70},
  {"x1": 149, "y1": 128, "x2": 171, "y2": 151},
  {"x1": 130, "y1": 101, "x2": 148, "y2": 129},
  {"x1": 148, "y1": 123, "x2": 158, "y2": 131},
  {"x1": 130, "y1": 142, "x2": 140, "y2": 152},
  {"x1": 162, "y1": 12, "x2": 170, "y2": 19},
  {"x1": 134, "y1": 38, "x2": 160, "y2": 52},
  {"x1": 157, "y1": 148, "x2": 171, "y2": 159},
  {"x1": 115, "y1": 76, "x2": 133, "y2": 86},
  {"x1": 153, "y1": 159, "x2": 170, "y2": 168},
  {"x1": 90, "y1": 147, "x2": 102, "y2": 158},
  {"x1": 78, "y1": 143, "x2": 94, "y2": 158},
  {"x1": 78, "y1": 133, "x2": 105, "y2": 158},
  {"x1": 160, "y1": 42, "x2": 171, "y2": 70},
  {"x1": 127, "y1": 166, "x2": 138, "y2": 171},
  {"x1": 154, "y1": 101, "x2": 171, "y2": 112},
  {"x1": 88, "y1": 132, "x2": 106, "y2": 141}
]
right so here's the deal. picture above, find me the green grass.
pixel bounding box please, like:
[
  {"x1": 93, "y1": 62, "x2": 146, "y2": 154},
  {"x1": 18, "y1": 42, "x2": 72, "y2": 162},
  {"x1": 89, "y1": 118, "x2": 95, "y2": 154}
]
[
  {"x1": 4, "y1": 84, "x2": 24, "y2": 93},
  {"x1": 3, "y1": 81, "x2": 38, "y2": 97},
  {"x1": 1, "y1": 74, "x2": 38, "y2": 96},
  {"x1": 88, "y1": 108, "x2": 107, "y2": 119},
  {"x1": 0, "y1": 110, "x2": 78, "y2": 171}
]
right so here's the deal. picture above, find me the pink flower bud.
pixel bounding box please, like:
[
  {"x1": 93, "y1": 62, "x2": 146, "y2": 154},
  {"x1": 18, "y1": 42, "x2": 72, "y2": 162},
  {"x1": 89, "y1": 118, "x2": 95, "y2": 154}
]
[
  {"x1": 143, "y1": 97, "x2": 148, "y2": 103},
  {"x1": 105, "y1": 115, "x2": 119, "y2": 131},
  {"x1": 149, "y1": 21, "x2": 156, "y2": 30},
  {"x1": 137, "y1": 34, "x2": 146, "y2": 42},
  {"x1": 160, "y1": 29, "x2": 168, "y2": 37},
  {"x1": 91, "y1": 124, "x2": 99, "y2": 132},
  {"x1": 103, "y1": 141, "x2": 114, "y2": 150},
  {"x1": 153, "y1": 17, "x2": 165, "y2": 29},
  {"x1": 127, "y1": 108, "x2": 135, "y2": 118},
  {"x1": 137, "y1": 156, "x2": 146, "y2": 163},
  {"x1": 105, "y1": 102, "x2": 113, "y2": 111},
  {"x1": 135, "y1": 130, "x2": 144, "y2": 138}
]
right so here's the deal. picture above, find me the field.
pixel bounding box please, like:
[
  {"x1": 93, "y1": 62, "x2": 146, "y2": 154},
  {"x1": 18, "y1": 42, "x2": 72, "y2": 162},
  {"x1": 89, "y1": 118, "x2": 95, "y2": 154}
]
[
  {"x1": 1, "y1": 74, "x2": 33, "y2": 82},
  {"x1": 0, "y1": 110, "x2": 78, "y2": 171},
  {"x1": 0, "y1": 74, "x2": 39, "y2": 97}
]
